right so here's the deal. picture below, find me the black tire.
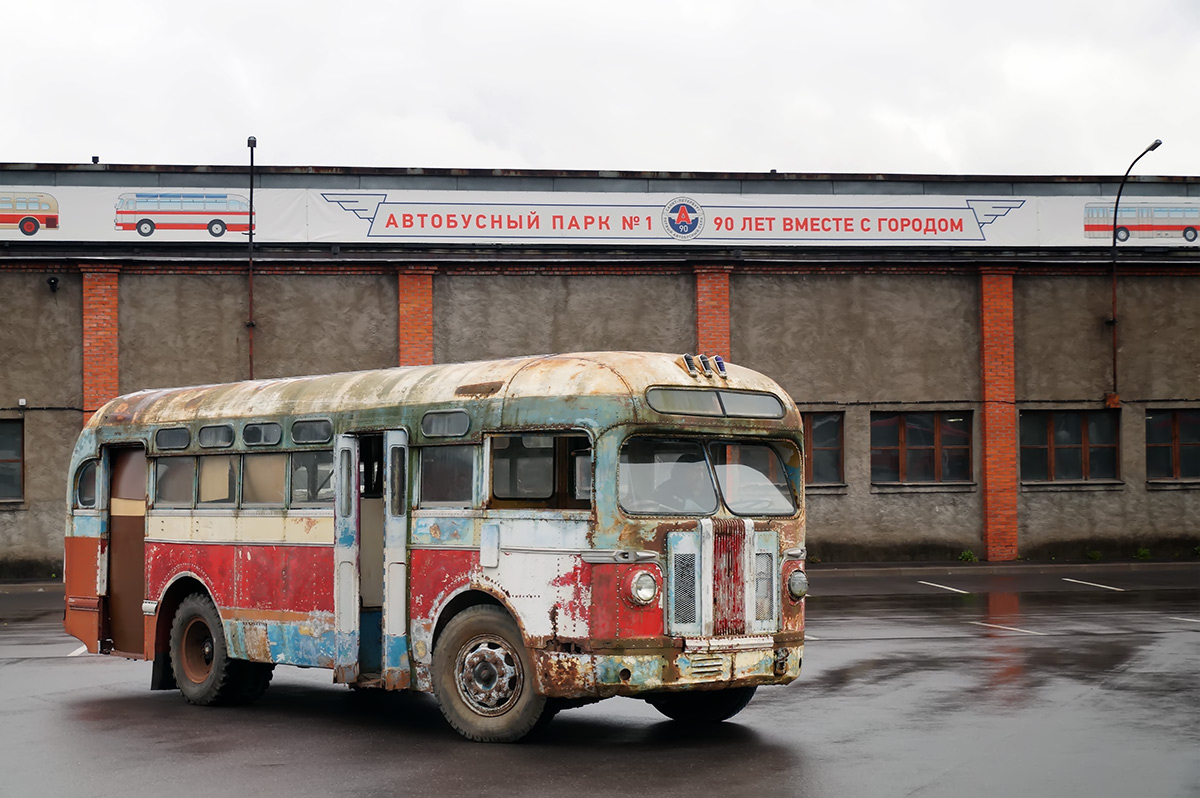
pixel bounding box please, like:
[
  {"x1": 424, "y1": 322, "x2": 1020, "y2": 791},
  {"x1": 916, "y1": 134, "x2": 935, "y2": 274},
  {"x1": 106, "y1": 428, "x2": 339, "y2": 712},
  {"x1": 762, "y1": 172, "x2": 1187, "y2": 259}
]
[
  {"x1": 645, "y1": 686, "x2": 757, "y2": 723},
  {"x1": 136, "y1": 219, "x2": 155, "y2": 237},
  {"x1": 1115, "y1": 226, "x2": 1130, "y2": 242},
  {"x1": 207, "y1": 219, "x2": 226, "y2": 237},
  {"x1": 18, "y1": 217, "x2": 39, "y2": 236},
  {"x1": 169, "y1": 593, "x2": 242, "y2": 706},
  {"x1": 431, "y1": 605, "x2": 546, "y2": 742},
  {"x1": 1184, "y1": 227, "x2": 1197, "y2": 243}
]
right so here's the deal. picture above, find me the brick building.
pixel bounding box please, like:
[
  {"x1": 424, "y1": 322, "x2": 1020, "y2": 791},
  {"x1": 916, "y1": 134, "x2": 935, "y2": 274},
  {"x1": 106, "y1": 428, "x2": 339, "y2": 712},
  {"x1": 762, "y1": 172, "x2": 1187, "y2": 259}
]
[{"x1": 2, "y1": 163, "x2": 1199, "y2": 575}]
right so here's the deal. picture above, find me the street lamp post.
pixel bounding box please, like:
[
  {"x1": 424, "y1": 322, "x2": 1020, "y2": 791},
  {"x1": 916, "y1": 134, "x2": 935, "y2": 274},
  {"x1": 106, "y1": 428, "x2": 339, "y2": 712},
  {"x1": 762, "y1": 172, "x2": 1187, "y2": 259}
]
[
  {"x1": 247, "y1": 136, "x2": 257, "y2": 380},
  {"x1": 1106, "y1": 138, "x2": 1161, "y2": 405}
]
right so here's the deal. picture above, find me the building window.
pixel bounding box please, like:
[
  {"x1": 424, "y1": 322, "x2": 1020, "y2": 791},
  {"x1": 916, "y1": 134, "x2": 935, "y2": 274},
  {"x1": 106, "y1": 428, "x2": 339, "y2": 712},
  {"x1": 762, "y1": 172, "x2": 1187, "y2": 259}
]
[
  {"x1": 870, "y1": 411, "x2": 972, "y2": 483},
  {"x1": 803, "y1": 412, "x2": 844, "y2": 484},
  {"x1": 1020, "y1": 410, "x2": 1119, "y2": 482},
  {"x1": 0, "y1": 420, "x2": 23, "y2": 500},
  {"x1": 1145, "y1": 409, "x2": 1200, "y2": 480}
]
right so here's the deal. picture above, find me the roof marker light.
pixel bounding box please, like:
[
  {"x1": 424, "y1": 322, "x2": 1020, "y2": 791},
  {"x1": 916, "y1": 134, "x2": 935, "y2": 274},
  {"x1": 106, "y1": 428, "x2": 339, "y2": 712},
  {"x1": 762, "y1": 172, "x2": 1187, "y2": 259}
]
[
  {"x1": 697, "y1": 354, "x2": 714, "y2": 376},
  {"x1": 712, "y1": 355, "x2": 728, "y2": 378},
  {"x1": 682, "y1": 354, "x2": 699, "y2": 377}
]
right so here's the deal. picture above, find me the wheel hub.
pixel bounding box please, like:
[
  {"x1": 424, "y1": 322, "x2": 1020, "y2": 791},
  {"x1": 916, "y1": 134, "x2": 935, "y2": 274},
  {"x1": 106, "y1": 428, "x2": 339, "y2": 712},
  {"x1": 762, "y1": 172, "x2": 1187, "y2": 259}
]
[{"x1": 456, "y1": 637, "x2": 521, "y2": 716}]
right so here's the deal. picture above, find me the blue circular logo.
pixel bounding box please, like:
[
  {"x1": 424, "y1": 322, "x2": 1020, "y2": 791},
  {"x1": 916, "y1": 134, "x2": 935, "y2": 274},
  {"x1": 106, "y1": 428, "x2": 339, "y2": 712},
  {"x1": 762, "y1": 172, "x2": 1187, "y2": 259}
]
[{"x1": 662, "y1": 197, "x2": 704, "y2": 240}]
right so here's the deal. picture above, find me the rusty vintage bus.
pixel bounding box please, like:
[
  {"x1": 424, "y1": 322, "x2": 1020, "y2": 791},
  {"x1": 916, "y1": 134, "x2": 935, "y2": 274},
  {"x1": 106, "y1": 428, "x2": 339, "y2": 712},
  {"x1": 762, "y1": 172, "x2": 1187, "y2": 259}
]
[{"x1": 63, "y1": 352, "x2": 808, "y2": 742}]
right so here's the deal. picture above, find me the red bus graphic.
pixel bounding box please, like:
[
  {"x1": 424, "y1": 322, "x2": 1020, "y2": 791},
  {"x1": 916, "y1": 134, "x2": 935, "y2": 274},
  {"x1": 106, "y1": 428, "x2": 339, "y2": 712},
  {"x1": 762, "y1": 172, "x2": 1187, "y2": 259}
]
[
  {"x1": 115, "y1": 192, "x2": 254, "y2": 237},
  {"x1": 1084, "y1": 203, "x2": 1200, "y2": 243},
  {"x1": 0, "y1": 192, "x2": 59, "y2": 236}
]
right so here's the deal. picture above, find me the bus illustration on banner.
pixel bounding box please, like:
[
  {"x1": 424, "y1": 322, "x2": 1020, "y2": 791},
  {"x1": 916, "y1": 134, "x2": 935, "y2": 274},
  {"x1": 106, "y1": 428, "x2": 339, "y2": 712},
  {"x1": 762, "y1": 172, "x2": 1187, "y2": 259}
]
[
  {"x1": 114, "y1": 192, "x2": 255, "y2": 237},
  {"x1": 0, "y1": 192, "x2": 59, "y2": 236},
  {"x1": 1084, "y1": 203, "x2": 1200, "y2": 243}
]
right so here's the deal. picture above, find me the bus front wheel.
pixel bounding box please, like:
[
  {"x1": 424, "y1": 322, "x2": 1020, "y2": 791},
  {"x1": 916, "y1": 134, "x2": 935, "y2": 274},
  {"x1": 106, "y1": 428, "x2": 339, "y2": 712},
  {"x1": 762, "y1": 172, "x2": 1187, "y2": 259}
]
[
  {"x1": 18, "y1": 217, "x2": 39, "y2": 236},
  {"x1": 431, "y1": 605, "x2": 547, "y2": 742},
  {"x1": 1184, "y1": 227, "x2": 1197, "y2": 242},
  {"x1": 645, "y1": 685, "x2": 757, "y2": 723},
  {"x1": 136, "y1": 219, "x2": 155, "y2": 237},
  {"x1": 207, "y1": 220, "x2": 226, "y2": 237},
  {"x1": 169, "y1": 593, "x2": 241, "y2": 706}
]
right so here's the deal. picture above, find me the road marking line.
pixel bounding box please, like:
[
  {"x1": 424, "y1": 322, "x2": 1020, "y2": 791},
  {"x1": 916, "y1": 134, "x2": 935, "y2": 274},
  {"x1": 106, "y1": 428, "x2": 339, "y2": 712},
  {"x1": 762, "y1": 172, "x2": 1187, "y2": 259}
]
[
  {"x1": 1062, "y1": 578, "x2": 1125, "y2": 592},
  {"x1": 969, "y1": 621, "x2": 1047, "y2": 636},
  {"x1": 1168, "y1": 617, "x2": 1200, "y2": 624},
  {"x1": 68, "y1": 645, "x2": 87, "y2": 657},
  {"x1": 804, "y1": 634, "x2": 820, "y2": 640},
  {"x1": 917, "y1": 580, "x2": 970, "y2": 594}
]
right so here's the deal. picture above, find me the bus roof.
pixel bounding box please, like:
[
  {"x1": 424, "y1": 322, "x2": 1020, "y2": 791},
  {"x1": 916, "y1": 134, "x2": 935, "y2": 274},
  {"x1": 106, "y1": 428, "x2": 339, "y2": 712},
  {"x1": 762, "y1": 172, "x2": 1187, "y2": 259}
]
[{"x1": 88, "y1": 351, "x2": 797, "y2": 431}]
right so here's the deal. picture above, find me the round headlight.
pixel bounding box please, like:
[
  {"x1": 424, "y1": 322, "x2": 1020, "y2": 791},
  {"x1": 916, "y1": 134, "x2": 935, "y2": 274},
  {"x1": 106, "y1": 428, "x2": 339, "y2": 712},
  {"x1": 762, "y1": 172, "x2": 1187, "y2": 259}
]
[
  {"x1": 630, "y1": 570, "x2": 659, "y2": 605},
  {"x1": 787, "y1": 568, "x2": 809, "y2": 600}
]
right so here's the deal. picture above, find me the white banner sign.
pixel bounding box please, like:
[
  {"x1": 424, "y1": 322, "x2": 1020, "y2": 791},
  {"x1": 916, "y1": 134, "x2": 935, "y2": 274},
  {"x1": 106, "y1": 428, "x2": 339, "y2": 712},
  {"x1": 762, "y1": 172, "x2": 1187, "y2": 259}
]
[{"x1": 2, "y1": 186, "x2": 1198, "y2": 248}]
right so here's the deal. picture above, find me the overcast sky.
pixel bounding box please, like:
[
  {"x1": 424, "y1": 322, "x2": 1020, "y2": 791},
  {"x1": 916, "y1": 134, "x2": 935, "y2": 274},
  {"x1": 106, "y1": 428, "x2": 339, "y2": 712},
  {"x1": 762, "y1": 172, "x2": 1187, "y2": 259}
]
[{"x1": 7, "y1": 1, "x2": 1197, "y2": 177}]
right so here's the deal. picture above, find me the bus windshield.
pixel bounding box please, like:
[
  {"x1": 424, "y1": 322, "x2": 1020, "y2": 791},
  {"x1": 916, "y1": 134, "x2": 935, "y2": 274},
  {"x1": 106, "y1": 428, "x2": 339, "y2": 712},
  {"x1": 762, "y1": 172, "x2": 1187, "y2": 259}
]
[{"x1": 618, "y1": 437, "x2": 797, "y2": 516}]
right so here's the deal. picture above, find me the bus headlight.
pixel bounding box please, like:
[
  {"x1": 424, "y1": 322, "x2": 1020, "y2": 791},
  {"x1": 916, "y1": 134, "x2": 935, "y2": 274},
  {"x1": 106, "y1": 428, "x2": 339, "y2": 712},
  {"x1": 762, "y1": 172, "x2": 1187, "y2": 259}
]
[
  {"x1": 787, "y1": 568, "x2": 809, "y2": 601},
  {"x1": 629, "y1": 570, "x2": 660, "y2": 605}
]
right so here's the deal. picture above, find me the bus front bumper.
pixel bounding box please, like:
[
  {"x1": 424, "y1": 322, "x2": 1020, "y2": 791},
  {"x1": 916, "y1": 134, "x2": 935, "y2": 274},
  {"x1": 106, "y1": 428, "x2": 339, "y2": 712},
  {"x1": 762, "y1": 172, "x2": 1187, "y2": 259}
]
[{"x1": 532, "y1": 634, "x2": 804, "y2": 699}]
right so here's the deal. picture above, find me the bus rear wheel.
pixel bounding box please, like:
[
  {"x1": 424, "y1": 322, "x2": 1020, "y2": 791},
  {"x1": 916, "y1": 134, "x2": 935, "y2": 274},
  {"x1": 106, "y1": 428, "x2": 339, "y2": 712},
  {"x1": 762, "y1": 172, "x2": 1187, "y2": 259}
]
[
  {"x1": 645, "y1": 686, "x2": 757, "y2": 723},
  {"x1": 170, "y1": 593, "x2": 243, "y2": 706},
  {"x1": 1185, "y1": 227, "x2": 1197, "y2": 242},
  {"x1": 432, "y1": 605, "x2": 547, "y2": 742},
  {"x1": 207, "y1": 219, "x2": 226, "y2": 237},
  {"x1": 18, "y1": 217, "x2": 39, "y2": 236},
  {"x1": 1115, "y1": 227, "x2": 1130, "y2": 242}
]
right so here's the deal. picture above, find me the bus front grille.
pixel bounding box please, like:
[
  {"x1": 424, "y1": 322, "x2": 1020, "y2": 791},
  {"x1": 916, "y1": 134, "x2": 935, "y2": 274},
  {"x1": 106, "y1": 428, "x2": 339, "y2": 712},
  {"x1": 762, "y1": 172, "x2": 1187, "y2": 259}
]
[{"x1": 667, "y1": 519, "x2": 778, "y2": 638}]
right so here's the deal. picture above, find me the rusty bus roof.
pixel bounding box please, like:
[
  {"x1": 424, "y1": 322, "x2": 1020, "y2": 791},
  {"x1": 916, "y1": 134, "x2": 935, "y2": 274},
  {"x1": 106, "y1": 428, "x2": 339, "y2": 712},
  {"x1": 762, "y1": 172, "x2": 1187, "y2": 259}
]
[{"x1": 90, "y1": 352, "x2": 794, "y2": 430}]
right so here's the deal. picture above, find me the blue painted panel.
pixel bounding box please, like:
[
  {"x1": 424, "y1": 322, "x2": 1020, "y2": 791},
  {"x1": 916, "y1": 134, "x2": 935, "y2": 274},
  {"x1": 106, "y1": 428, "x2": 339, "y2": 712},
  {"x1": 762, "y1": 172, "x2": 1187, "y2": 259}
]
[
  {"x1": 72, "y1": 514, "x2": 104, "y2": 539},
  {"x1": 411, "y1": 516, "x2": 474, "y2": 545},
  {"x1": 359, "y1": 609, "x2": 382, "y2": 671}
]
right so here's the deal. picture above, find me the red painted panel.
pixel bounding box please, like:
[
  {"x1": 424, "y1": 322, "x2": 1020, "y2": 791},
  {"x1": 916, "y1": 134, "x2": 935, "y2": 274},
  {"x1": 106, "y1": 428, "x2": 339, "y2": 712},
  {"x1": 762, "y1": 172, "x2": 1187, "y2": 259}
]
[
  {"x1": 589, "y1": 563, "x2": 664, "y2": 640},
  {"x1": 713, "y1": 525, "x2": 746, "y2": 636},
  {"x1": 63, "y1": 536, "x2": 101, "y2": 649},
  {"x1": 146, "y1": 542, "x2": 334, "y2": 615},
  {"x1": 408, "y1": 549, "x2": 476, "y2": 620}
]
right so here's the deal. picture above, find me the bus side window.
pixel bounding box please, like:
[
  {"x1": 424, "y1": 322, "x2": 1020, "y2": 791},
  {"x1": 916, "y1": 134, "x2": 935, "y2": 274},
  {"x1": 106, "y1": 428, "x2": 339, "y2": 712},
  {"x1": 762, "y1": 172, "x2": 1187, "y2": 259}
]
[
  {"x1": 291, "y1": 451, "x2": 334, "y2": 505},
  {"x1": 419, "y1": 445, "x2": 474, "y2": 507},
  {"x1": 75, "y1": 461, "x2": 97, "y2": 509},
  {"x1": 154, "y1": 457, "x2": 196, "y2": 507},
  {"x1": 489, "y1": 434, "x2": 591, "y2": 509}
]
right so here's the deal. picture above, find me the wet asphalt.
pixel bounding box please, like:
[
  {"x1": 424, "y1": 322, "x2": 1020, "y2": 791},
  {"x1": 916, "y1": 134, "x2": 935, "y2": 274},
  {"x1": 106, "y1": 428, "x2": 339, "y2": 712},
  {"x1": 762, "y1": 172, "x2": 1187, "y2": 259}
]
[{"x1": 1, "y1": 564, "x2": 1197, "y2": 798}]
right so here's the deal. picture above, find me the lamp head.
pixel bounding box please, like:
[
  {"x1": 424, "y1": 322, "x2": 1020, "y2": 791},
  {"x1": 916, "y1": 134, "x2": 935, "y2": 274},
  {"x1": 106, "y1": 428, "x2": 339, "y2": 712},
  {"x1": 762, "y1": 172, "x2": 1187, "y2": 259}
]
[
  {"x1": 1148, "y1": 139, "x2": 1162, "y2": 151},
  {"x1": 247, "y1": 136, "x2": 257, "y2": 149}
]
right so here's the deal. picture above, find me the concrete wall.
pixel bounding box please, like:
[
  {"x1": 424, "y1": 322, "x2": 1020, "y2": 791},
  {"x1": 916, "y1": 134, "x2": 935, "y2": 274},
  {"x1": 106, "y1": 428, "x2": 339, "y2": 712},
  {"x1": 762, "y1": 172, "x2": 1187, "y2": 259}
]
[
  {"x1": 732, "y1": 274, "x2": 981, "y2": 403},
  {"x1": 1016, "y1": 274, "x2": 1200, "y2": 558},
  {"x1": 434, "y1": 274, "x2": 694, "y2": 361},
  {"x1": 119, "y1": 273, "x2": 399, "y2": 390},
  {"x1": 0, "y1": 273, "x2": 84, "y2": 576},
  {"x1": 732, "y1": 273, "x2": 984, "y2": 560},
  {"x1": 119, "y1": 274, "x2": 249, "y2": 392}
]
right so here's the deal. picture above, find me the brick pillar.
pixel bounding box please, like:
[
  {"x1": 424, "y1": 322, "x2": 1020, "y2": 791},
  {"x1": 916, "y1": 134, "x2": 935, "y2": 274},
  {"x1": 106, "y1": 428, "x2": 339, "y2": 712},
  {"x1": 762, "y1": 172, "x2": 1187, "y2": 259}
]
[
  {"x1": 398, "y1": 268, "x2": 435, "y2": 366},
  {"x1": 980, "y1": 268, "x2": 1018, "y2": 561},
  {"x1": 82, "y1": 267, "x2": 121, "y2": 417},
  {"x1": 694, "y1": 266, "x2": 732, "y2": 356}
]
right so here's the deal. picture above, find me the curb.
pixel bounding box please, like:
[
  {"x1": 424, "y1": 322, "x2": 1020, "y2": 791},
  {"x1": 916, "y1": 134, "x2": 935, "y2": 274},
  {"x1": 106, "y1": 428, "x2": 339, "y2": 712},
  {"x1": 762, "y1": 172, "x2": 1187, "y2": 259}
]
[{"x1": 806, "y1": 560, "x2": 1200, "y2": 579}]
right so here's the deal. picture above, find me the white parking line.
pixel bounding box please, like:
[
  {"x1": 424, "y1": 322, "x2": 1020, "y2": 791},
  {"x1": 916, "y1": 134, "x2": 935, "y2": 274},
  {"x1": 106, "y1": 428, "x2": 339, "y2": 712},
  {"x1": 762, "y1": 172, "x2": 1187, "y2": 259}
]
[
  {"x1": 968, "y1": 621, "x2": 1047, "y2": 636},
  {"x1": 1168, "y1": 617, "x2": 1200, "y2": 624},
  {"x1": 1062, "y1": 578, "x2": 1125, "y2": 592},
  {"x1": 68, "y1": 645, "x2": 87, "y2": 657},
  {"x1": 917, "y1": 580, "x2": 970, "y2": 594}
]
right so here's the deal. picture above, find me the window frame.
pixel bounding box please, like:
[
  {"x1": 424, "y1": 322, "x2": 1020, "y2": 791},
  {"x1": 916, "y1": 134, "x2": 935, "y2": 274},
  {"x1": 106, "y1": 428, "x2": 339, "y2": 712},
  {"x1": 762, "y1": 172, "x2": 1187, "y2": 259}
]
[
  {"x1": 803, "y1": 411, "x2": 844, "y2": 485},
  {"x1": 0, "y1": 419, "x2": 23, "y2": 502},
  {"x1": 1019, "y1": 409, "x2": 1120, "y2": 483},
  {"x1": 1145, "y1": 409, "x2": 1200, "y2": 481},
  {"x1": 870, "y1": 410, "x2": 973, "y2": 485},
  {"x1": 487, "y1": 432, "x2": 593, "y2": 510}
]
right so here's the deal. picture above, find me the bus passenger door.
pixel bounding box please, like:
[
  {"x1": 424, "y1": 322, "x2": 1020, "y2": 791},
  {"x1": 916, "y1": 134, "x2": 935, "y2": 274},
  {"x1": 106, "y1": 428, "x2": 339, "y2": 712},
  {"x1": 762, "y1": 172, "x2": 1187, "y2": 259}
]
[
  {"x1": 333, "y1": 435, "x2": 360, "y2": 684},
  {"x1": 106, "y1": 447, "x2": 147, "y2": 657},
  {"x1": 382, "y1": 429, "x2": 410, "y2": 689}
]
